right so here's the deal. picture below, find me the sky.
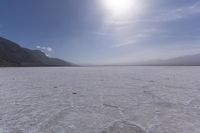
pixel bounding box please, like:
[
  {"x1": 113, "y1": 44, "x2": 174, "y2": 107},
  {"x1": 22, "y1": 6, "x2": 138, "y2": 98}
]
[{"x1": 0, "y1": 0, "x2": 200, "y2": 65}]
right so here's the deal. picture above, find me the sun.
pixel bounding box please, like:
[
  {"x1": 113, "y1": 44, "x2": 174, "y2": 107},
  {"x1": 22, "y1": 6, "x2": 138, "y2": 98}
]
[{"x1": 102, "y1": 0, "x2": 138, "y2": 18}]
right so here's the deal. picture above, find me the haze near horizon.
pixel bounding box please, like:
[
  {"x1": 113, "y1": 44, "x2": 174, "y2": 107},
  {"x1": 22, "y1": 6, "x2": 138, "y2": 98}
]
[{"x1": 0, "y1": 0, "x2": 200, "y2": 65}]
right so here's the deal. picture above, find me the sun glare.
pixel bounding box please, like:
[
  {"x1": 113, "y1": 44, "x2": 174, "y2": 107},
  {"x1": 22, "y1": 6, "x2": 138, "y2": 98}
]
[{"x1": 102, "y1": 0, "x2": 139, "y2": 18}]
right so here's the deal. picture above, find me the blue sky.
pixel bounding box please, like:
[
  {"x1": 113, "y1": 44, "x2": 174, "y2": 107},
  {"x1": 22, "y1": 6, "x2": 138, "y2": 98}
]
[{"x1": 0, "y1": 0, "x2": 200, "y2": 64}]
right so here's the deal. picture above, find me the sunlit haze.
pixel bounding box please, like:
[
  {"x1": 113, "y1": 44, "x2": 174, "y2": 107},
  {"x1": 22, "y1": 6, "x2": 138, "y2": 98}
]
[
  {"x1": 0, "y1": 0, "x2": 200, "y2": 65},
  {"x1": 101, "y1": 0, "x2": 141, "y2": 18}
]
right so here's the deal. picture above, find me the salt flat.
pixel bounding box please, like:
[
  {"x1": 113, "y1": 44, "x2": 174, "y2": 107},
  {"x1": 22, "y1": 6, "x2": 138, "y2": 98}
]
[{"x1": 0, "y1": 66, "x2": 200, "y2": 133}]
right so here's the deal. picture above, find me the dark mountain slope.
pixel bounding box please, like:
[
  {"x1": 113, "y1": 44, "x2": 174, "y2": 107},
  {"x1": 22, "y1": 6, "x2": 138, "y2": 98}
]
[{"x1": 0, "y1": 37, "x2": 73, "y2": 67}]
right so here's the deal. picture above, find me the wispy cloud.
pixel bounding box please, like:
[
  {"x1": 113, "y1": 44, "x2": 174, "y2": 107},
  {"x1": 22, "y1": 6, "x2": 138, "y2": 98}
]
[
  {"x1": 92, "y1": 31, "x2": 108, "y2": 36},
  {"x1": 151, "y1": 1, "x2": 200, "y2": 22},
  {"x1": 107, "y1": 1, "x2": 200, "y2": 26},
  {"x1": 36, "y1": 45, "x2": 53, "y2": 52},
  {"x1": 106, "y1": 1, "x2": 200, "y2": 49},
  {"x1": 113, "y1": 28, "x2": 159, "y2": 47}
]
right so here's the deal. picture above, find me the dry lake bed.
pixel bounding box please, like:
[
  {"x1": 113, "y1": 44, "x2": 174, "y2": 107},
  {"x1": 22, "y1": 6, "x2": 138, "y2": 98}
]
[{"x1": 0, "y1": 66, "x2": 200, "y2": 133}]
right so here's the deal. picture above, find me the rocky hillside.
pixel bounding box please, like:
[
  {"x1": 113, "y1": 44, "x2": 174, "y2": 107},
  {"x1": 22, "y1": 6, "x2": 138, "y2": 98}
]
[{"x1": 0, "y1": 37, "x2": 73, "y2": 67}]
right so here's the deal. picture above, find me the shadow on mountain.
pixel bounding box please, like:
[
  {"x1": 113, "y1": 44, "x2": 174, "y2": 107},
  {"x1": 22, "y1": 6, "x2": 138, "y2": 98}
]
[{"x1": 0, "y1": 37, "x2": 75, "y2": 67}]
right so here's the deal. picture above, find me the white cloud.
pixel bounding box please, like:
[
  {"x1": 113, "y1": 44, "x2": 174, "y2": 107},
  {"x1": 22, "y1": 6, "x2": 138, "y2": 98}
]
[
  {"x1": 36, "y1": 46, "x2": 41, "y2": 49},
  {"x1": 46, "y1": 47, "x2": 52, "y2": 52},
  {"x1": 36, "y1": 45, "x2": 53, "y2": 52}
]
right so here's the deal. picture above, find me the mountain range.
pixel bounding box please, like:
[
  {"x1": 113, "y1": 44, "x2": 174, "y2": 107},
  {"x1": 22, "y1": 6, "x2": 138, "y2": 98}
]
[
  {"x1": 1, "y1": 37, "x2": 200, "y2": 66},
  {"x1": 0, "y1": 37, "x2": 73, "y2": 67},
  {"x1": 136, "y1": 54, "x2": 200, "y2": 66}
]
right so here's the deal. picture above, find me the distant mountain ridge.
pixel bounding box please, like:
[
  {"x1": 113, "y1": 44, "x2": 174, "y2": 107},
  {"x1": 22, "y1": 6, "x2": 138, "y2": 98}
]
[
  {"x1": 138, "y1": 54, "x2": 200, "y2": 66},
  {"x1": 0, "y1": 37, "x2": 73, "y2": 67}
]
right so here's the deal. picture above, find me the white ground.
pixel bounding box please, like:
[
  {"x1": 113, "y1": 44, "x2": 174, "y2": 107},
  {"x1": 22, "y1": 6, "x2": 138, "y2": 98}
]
[{"x1": 0, "y1": 67, "x2": 200, "y2": 133}]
